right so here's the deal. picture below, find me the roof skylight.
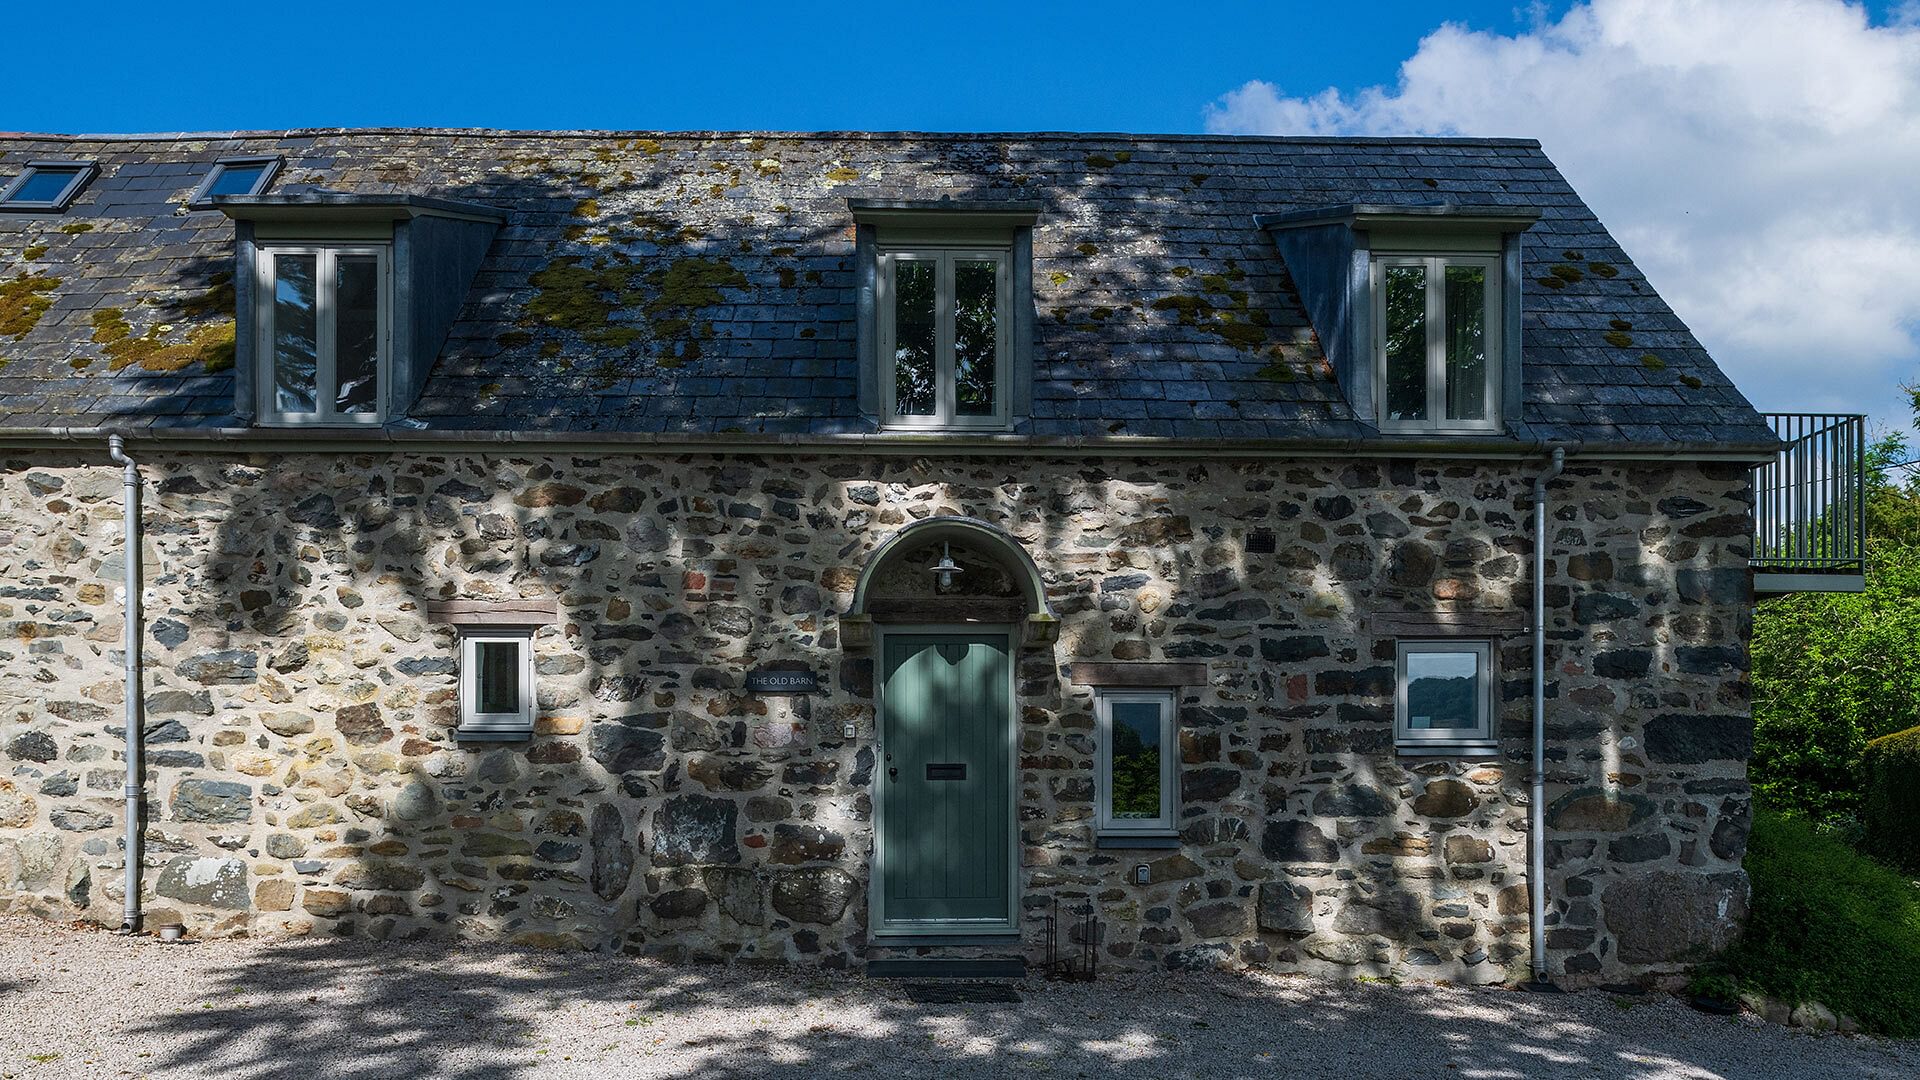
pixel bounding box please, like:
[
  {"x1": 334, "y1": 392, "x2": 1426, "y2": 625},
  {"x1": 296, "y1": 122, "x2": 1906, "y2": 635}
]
[
  {"x1": 188, "y1": 156, "x2": 281, "y2": 210},
  {"x1": 0, "y1": 161, "x2": 98, "y2": 212}
]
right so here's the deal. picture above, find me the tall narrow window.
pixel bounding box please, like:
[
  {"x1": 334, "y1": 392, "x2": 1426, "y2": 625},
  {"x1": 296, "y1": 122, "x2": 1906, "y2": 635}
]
[
  {"x1": 878, "y1": 248, "x2": 1010, "y2": 428},
  {"x1": 459, "y1": 630, "x2": 535, "y2": 738},
  {"x1": 255, "y1": 245, "x2": 389, "y2": 424},
  {"x1": 1394, "y1": 640, "x2": 1496, "y2": 752},
  {"x1": 1095, "y1": 688, "x2": 1179, "y2": 839},
  {"x1": 1373, "y1": 255, "x2": 1501, "y2": 433}
]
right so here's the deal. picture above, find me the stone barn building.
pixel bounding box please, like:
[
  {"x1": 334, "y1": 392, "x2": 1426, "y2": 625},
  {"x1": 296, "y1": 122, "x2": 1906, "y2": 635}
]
[{"x1": 0, "y1": 129, "x2": 1782, "y2": 984}]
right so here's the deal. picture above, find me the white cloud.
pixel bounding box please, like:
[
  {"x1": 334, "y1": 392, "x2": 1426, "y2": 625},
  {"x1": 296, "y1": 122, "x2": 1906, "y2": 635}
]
[{"x1": 1205, "y1": 0, "x2": 1920, "y2": 429}]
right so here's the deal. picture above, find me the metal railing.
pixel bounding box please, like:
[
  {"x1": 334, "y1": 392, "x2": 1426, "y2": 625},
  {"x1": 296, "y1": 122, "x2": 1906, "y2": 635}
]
[{"x1": 1753, "y1": 413, "x2": 1866, "y2": 575}]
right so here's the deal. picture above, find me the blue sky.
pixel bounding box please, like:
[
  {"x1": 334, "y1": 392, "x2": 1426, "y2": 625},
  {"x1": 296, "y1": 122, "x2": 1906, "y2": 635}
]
[
  {"x1": 13, "y1": 1, "x2": 1569, "y2": 134},
  {"x1": 13, "y1": 1, "x2": 1918, "y2": 427}
]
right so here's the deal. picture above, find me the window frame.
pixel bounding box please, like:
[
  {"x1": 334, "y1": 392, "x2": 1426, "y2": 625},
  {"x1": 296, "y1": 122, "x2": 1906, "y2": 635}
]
[
  {"x1": 1371, "y1": 253, "x2": 1503, "y2": 435},
  {"x1": 0, "y1": 160, "x2": 99, "y2": 213},
  {"x1": 252, "y1": 243, "x2": 391, "y2": 426},
  {"x1": 458, "y1": 629, "x2": 537, "y2": 739},
  {"x1": 876, "y1": 245, "x2": 1013, "y2": 431},
  {"x1": 188, "y1": 155, "x2": 282, "y2": 210},
  {"x1": 1394, "y1": 639, "x2": 1497, "y2": 753},
  {"x1": 1094, "y1": 686, "x2": 1180, "y2": 838}
]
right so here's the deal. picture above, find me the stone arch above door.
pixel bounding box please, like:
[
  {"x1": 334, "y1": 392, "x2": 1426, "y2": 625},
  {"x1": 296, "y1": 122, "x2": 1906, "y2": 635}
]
[{"x1": 842, "y1": 516, "x2": 1057, "y2": 650}]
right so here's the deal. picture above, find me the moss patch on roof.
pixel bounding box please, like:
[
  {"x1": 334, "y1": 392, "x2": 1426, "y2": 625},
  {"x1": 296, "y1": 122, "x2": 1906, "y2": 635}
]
[
  {"x1": 88, "y1": 307, "x2": 235, "y2": 373},
  {"x1": 520, "y1": 254, "x2": 749, "y2": 363},
  {"x1": 1, "y1": 272, "x2": 59, "y2": 339}
]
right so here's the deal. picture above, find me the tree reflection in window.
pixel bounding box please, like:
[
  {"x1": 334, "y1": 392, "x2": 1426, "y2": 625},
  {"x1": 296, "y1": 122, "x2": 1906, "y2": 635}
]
[
  {"x1": 1444, "y1": 265, "x2": 1486, "y2": 421},
  {"x1": 259, "y1": 246, "x2": 384, "y2": 423},
  {"x1": 1383, "y1": 264, "x2": 1426, "y2": 421},
  {"x1": 954, "y1": 260, "x2": 997, "y2": 416},
  {"x1": 272, "y1": 253, "x2": 318, "y2": 415},
  {"x1": 335, "y1": 255, "x2": 380, "y2": 414},
  {"x1": 1405, "y1": 650, "x2": 1479, "y2": 730},
  {"x1": 1109, "y1": 700, "x2": 1163, "y2": 818},
  {"x1": 893, "y1": 259, "x2": 936, "y2": 415}
]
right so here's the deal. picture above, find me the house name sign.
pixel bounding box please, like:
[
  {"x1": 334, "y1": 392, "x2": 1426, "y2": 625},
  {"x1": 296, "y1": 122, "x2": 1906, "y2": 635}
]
[{"x1": 744, "y1": 668, "x2": 822, "y2": 694}]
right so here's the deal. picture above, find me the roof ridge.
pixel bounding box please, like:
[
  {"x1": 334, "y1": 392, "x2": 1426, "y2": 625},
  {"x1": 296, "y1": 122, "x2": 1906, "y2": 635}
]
[{"x1": 0, "y1": 127, "x2": 1544, "y2": 148}]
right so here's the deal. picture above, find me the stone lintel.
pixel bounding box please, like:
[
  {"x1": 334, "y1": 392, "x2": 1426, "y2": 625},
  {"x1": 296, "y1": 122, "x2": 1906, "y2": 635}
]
[{"x1": 1068, "y1": 661, "x2": 1208, "y2": 688}]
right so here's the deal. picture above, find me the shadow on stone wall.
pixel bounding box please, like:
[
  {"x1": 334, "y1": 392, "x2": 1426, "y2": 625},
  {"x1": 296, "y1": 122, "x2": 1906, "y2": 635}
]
[{"x1": 1, "y1": 139, "x2": 1756, "y2": 979}]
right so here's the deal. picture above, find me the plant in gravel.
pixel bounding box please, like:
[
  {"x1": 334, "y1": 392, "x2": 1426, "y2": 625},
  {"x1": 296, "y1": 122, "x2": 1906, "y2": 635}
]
[{"x1": 1685, "y1": 971, "x2": 1739, "y2": 1002}]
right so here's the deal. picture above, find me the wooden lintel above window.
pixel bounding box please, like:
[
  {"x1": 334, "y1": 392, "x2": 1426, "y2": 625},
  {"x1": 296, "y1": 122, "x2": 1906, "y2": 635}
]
[
  {"x1": 425, "y1": 599, "x2": 559, "y2": 627},
  {"x1": 1068, "y1": 661, "x2": 1208, "y2": 688},
  {"x1": 1369, "y1": 610, "x2": 1527, "y2": 637}
]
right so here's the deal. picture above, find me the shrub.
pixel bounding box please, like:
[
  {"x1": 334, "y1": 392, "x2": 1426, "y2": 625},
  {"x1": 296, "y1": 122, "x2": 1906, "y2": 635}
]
[
  {"x1": 1717, "y1": 810, "x2": 1920, "y2": 1037},
  {"x1": 1750, "y1": 539, "x2": 1920, "y2": 819},
  {"x1": 1862, "y1": 725, "x2": 1920, "y2": 870}
]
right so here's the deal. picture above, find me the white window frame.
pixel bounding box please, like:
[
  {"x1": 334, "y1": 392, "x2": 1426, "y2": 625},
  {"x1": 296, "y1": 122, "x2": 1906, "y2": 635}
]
[
  {"x1": 876, "y1": 246, "x2": 1012, "y2": 430},
  {"x1": 1372, "y1": 254, "x2": 1502, "y2": 434},
  {"x1": 188, "y1": 155, "x2": 281, "y2": 210},
  {"x1": 253, "y1": 244, "x2": 391, "y2": 426},
  {"x1": 1394, "y1": 639, "x2": 1496, "y2": 753},
  {"x1": 458, "y1": 629, "x2": 536, "y2": 738},
  {"x1": 1094, "y1": 687, "x2": 1180, "y2": 836},
  {"x1": 0, "y1": 160, "x2": 98, "y2": 213}
]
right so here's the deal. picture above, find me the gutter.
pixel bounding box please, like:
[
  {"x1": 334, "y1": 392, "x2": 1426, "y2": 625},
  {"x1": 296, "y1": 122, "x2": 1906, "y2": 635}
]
[
  {"x1": 106, "y1": 435, "x2": 144, "y2": 934},
  {"x1": 0, "y1": 425, "x2": 1783, "y2": 465},
  {"x1": 1528, "y1": 445, "x2": 1567, "y2": 989}
]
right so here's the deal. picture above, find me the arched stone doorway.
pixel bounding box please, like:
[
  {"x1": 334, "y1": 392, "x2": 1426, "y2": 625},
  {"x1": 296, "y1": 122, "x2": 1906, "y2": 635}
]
[
  {"x1": 841, "y1": 515, "x2": 1057, "y2": 650},
  {"x1": 843, "y1": 517, "x2": 1052, "y2": 938}
]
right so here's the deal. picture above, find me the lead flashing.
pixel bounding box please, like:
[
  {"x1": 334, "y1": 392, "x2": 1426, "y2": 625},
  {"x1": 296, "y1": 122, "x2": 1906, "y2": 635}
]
[{"x1": 214, "y1": 192, "x2": 507, "y2": 224}]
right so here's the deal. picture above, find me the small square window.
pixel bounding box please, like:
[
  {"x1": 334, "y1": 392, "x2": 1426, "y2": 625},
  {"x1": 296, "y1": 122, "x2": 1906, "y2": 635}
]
[
  {"x1": 1394, "y1": 640, "x2": 1496, "y2": 753},
  {"x1": 1095, "y1": 687, "x2": 1179, "y2": 841},
  {"x1": 878, "y1": 247, "x2": 1011, "y2": 429},
  {"x1": 188, "y1": 157, "x2": 281, "y2": 210},
  {"x1": 1373, "y1": 255, "x2": 1502, "y2": 434},
  {"x1": 0, "y1": 160, "x2": 98, "y2": 212},
  {"x1": 459, "y1": 630, "x2": 535, "y2": 739}
]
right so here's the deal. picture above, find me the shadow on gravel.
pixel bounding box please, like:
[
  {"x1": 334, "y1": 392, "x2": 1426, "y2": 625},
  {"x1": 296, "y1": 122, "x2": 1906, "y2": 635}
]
[{"x1": 130, "y1": 937, "x2": 1916, "y2": 1080}]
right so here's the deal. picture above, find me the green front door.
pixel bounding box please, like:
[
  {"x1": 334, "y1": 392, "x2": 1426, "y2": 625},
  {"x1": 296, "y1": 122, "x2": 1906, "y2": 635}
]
[{"x1": 878, "y1": 631, "x2": 1012, "y2": 932}]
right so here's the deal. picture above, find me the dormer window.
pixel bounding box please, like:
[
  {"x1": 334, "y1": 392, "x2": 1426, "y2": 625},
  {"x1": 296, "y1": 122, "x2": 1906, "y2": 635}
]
[
  {"x1": 188, "y1": 156, "x2": 280, "y2": 210},
  {"x1": 253, "y1": 244, "x2": 389, "y2": 424},
  {"x1": 850, "y1": 200, "x2": 1039, "y2": 433},
  {"x1": 879, "y1": 247, "x2": 1010, "y2": 428},
  {"x1": 218, "y1": 192, "x2": 505, "y2": 428},
  {"x1": 0, "y1": 160, "x2": 98, "y2": 213},
  {"x1": 1373, "y1": 254, "x2": 1501, "y2": 433},
  {"x1": 1259, "y1": 203, "x2": 1537, "y2": 438}
]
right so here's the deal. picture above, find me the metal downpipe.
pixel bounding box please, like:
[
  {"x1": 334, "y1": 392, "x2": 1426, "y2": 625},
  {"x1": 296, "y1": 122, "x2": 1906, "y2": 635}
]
[
  {"x1": 1529, "y1": 446, "x2": 1566, "y2": 986},
  {"x1": 107, "y1": 435, "x2": 144, "y2": 933}
]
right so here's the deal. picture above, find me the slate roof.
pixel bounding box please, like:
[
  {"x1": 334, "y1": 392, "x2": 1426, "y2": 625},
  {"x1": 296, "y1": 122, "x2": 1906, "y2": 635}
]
[{"x1": 0, "y1": 129, "x2": 1778, "y2": 453}]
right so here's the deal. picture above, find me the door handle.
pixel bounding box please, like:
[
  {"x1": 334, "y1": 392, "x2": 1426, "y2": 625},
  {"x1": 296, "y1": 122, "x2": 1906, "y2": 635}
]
[{"x1": 887, "y1": 766, "x2": 898, "y2": 780}]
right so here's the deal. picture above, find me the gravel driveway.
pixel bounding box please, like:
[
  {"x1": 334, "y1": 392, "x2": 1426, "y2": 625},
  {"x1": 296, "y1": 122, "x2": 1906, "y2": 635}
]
[{"x1": 0, "y1": 918, "x2": 1908, "y2": 1079}]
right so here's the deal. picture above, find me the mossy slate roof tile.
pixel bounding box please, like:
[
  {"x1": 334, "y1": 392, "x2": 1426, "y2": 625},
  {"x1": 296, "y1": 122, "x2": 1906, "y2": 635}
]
[{"x1": 0, "y1": 128, "x2": 1774, "y2": 450}]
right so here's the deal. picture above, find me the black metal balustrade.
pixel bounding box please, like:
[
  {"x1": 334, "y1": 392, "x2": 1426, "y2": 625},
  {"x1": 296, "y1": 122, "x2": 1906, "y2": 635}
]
[{"x1": 1752, "y1": 412, "x2": 1867, "y2": 594}]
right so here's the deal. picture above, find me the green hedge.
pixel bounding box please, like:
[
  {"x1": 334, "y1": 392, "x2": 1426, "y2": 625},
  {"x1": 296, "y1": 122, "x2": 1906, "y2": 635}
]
[
  {"x1": 1863, "y1": 725, "x2": 1920, "y2": 870},
  {"x1": 1719, "y1": 810, "x2": 1920, "y2": 1036}
]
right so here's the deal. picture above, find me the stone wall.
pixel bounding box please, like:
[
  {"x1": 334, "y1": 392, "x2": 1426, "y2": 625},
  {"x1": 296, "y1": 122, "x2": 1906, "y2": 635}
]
[{"x1": 0, "y1": 449, "x2": 1754, "y2": 983}]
